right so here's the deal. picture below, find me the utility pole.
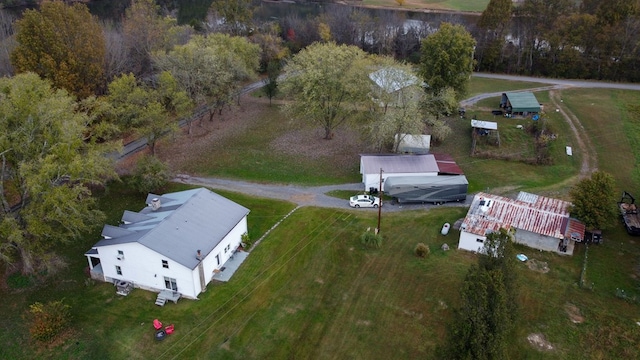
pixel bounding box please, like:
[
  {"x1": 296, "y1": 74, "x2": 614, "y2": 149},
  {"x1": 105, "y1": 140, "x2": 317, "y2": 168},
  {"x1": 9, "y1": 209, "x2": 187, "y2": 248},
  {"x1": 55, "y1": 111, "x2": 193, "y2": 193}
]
[{"x1": 376, "y1": 168, "x2": 383, "y2": 234}]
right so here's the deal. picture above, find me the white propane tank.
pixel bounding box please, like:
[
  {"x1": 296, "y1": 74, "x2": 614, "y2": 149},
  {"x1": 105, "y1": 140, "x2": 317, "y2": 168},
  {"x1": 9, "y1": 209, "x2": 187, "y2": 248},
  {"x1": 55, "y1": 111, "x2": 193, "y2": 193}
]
[{"x1": 441, "y1": 223, "x2": 451, "y2": 235}]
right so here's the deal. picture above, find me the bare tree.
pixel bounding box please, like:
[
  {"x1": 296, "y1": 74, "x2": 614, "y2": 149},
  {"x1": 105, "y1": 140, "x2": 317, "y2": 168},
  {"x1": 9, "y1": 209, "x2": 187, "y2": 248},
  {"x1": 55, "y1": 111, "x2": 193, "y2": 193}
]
[
  {"x1": 102, "y1": 20, "x2": 130, "y2": 85},
  {"x1": 319, "y1": 5, "x2": 359, "y2": 46},
  {"x1": 0, "y1": 9, "x2": 15, "y2": 77}
]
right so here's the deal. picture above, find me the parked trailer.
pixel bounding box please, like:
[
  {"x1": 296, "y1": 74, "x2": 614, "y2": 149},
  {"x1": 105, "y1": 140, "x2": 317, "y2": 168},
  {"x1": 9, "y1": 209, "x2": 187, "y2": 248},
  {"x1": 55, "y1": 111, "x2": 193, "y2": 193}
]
[
  {"x1": 618, "y1": 191, "x2": 640, "y2": 236},
  {"x1": 384, "y1": 175, "x2": 468, "y2": 204}
]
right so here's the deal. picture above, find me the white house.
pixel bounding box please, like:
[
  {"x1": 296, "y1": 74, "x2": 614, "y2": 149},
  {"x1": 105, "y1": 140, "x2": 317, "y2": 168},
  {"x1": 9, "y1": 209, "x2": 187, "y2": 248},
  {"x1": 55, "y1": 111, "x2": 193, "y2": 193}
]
[
  {"x1": 85, "y1": 188, "x2": 250, "y2": 299},
  {"x1": 360, "y1": 154, "x2": 439, "y2": 192},
  {"x1": 458, "y1": 192, "x2": 585, "y2": 255}
]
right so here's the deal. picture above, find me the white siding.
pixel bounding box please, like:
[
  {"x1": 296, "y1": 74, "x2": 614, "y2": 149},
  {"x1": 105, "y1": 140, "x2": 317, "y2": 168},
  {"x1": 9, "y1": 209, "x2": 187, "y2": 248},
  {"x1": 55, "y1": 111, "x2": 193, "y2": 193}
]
[
  {"x1": 97, "y1": 242, "x2": 197, "y2": 298},
  {"x1": 94, "y1": 214, "x2": 248, "y2": 299},
  {"x1": 198, "y1": 217, "x2": 248, "y2": 292},
  {"x1": 363, "y1": 172, "x2": 437, "y2": 192},
  {"x1": 514, "y1": 228, "x2": 560, "y2": 253},
  {"x1": 458, "y1": 231, "x2": 486, "y2": 253}
]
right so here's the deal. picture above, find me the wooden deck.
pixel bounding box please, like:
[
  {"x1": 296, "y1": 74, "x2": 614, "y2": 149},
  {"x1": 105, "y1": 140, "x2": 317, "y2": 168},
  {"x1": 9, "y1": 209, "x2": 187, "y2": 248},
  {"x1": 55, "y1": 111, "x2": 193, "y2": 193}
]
[{"x1": 155, "y1": 290, "x2": 181, "y2": 306}]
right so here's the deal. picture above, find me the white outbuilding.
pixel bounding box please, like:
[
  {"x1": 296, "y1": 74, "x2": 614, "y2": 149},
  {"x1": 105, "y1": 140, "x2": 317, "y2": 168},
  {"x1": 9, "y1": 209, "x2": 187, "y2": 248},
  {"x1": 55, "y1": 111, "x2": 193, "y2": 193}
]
[{"x1": 359, "y1": 154, "x2": 439, "y2": 192}]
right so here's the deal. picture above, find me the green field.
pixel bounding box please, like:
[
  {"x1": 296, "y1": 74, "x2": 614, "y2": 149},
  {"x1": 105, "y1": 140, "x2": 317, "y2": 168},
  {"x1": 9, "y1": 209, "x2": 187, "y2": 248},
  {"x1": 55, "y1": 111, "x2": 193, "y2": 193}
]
[
  {"x1": 3, "y1": 184, "x2": 639, "y2": 359},
  {"x1": 173, "y1": 102, "x2": 363, "y2": 185},
  {"x1": 466, "y1": 77, "x2": 553, "y2": 98},
  {"x1": 362, "y1": 0, "x2": 490, "y2": 12},
  {"x1": 3, "y1": 78, "x2": 640, "y2": 359}
]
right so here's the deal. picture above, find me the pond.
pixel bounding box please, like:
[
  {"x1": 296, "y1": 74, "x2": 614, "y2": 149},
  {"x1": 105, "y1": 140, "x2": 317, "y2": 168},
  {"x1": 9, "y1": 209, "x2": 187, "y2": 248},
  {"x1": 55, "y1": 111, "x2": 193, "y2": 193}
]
[{"x1": 3, "y1": 0, "x2": 480, "y2": 28}]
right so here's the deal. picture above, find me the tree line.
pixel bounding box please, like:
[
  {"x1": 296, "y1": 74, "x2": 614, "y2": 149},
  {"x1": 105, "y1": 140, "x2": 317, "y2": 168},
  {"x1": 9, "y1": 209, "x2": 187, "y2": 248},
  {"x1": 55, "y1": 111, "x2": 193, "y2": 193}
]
[
  {"x1": 4, "y1": 1, "x2": 640, "y2": 83},
  {"x1": 476, "y1": 0, "x2": 640, "y2": 82}
]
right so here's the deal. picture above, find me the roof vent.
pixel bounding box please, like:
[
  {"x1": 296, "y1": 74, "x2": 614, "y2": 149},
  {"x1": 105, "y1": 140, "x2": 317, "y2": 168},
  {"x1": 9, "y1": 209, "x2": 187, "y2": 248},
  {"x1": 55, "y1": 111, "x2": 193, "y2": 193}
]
[
  {"x1": 151, "y1": 198, "x2": 161, "y2": 211},
  {"x1": 196, "y1": 249, "x2": 202, "y2": 261},
  {"x1": 479, "y1": 199, "x2": 492, "y2": 213}
]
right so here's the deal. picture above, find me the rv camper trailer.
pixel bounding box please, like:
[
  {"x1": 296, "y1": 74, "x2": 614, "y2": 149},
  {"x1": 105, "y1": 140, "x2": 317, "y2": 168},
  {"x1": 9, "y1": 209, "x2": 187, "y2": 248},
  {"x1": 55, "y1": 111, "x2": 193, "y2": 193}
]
[{"x1": 384, "y1": 175, "x2": 468, "y2": 204}]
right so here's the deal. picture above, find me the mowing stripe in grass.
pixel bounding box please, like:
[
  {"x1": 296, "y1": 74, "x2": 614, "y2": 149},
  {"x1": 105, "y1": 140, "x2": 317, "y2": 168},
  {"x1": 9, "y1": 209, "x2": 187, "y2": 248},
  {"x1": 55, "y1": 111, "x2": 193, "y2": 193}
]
[
  {"x1": 249, "y1": 206, "x2": 301, "y2": 251},
  {"x1": 158, "y1": 209, "x2": 356, "y2": 359}
]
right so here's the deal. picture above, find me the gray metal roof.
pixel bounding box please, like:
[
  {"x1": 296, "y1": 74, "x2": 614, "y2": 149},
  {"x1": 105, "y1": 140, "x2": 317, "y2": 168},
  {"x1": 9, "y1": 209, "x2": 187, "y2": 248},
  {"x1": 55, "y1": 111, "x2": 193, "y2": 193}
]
[
  {"x1": 121, "y1": 210, "x2": 154, "y2": 224},
  {"x1": 369, "y1": 67, "x2": 419, "y2": 93},
  {"x1": 361, "y1": 154, "x2": 439, "y2": 175},
  {"x1": 91, "y1": 188, "x2": 250, "y2": 270},
  {"x1": 385, "y1": 175, "x2": 468, "y2": 187},
  {"x1": 102, "y1": 224, "x2": 137, "y2": 239},
  {"x1": 471, "y1": 119, "x2": 498, "y2": 130}
]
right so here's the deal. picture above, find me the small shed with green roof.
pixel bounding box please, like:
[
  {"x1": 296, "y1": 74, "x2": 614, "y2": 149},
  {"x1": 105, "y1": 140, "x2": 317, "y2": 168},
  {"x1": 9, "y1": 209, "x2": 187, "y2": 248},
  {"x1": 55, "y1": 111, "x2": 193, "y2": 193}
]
[{"x1": 500, "y1": 92, "x2": 541, "y2": 115}]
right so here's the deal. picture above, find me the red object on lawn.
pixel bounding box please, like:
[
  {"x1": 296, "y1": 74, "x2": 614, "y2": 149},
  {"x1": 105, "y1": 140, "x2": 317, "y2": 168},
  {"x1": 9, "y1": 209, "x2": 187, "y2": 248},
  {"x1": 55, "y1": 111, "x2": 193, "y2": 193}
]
[
  {"x1": 153, "y1": 319, "x2": 162, "y2": 330},
  {"x1": 165, "y1": 324, "x2": 175, "y2": 335}
]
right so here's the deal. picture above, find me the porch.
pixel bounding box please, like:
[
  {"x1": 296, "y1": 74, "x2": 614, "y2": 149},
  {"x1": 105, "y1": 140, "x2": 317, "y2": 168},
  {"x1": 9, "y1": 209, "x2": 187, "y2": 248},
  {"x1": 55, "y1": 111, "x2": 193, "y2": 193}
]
[
  {"x1": 89, "y1": 262, "x2": 104, "y2": 281},
  {"x1": 212, "y1": 249, "x2": 249, "y2": 282}
]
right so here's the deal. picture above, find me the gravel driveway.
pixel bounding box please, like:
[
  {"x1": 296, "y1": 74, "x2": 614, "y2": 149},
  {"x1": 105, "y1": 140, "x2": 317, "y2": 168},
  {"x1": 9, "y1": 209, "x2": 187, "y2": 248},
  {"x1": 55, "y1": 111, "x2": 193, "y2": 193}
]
[{"x1": 174, "y1": 174, "x2": 473, "y2": 211}]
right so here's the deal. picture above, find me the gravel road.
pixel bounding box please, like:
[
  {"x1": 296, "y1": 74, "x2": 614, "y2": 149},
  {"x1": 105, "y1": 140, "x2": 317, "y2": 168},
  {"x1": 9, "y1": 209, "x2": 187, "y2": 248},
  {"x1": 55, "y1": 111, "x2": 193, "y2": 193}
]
[{"x1": 174, "y1": 174, "x2": 474, "y2": 211}]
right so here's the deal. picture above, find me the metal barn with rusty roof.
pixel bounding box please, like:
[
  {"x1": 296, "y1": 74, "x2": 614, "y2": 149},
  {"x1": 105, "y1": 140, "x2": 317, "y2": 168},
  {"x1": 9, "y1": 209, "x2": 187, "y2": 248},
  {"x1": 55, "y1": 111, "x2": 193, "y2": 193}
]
[{"x1": 458, "y1": 191, "x2": 585, "y2": 255}]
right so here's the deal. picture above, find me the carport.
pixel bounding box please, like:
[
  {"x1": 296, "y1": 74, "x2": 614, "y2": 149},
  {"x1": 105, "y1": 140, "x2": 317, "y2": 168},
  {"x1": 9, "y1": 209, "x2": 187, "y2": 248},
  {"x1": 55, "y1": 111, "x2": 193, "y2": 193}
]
[{"x1": 500, "y1": 92, "x2": 541, "y2": 116}]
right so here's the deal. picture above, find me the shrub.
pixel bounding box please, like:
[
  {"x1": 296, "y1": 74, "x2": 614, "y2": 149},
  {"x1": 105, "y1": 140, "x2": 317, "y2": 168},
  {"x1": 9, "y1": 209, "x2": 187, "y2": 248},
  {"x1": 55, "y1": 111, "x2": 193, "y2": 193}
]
[
  {"x1": 7, "y1": 273, "x2": 35, "y2": 289},
  {"x1": 27, "y1": 300, "x2": 71, "y2": 342},
  {"x1": 360, "y1": 231, "x2": 383, "y2": 248},
  {"x1": 241, "y1": 232, "x2": 253, "y2": 249},
  {"x1": 415, "y1": 243, "x2": 430, "y2": 258},
  {"x1": 128, "y1": 155, "x2": 171, "y2": 193}
]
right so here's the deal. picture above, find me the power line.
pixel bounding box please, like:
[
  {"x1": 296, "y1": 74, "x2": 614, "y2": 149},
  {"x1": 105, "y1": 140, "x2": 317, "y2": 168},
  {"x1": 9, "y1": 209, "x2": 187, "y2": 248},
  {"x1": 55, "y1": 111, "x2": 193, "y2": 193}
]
[{"x1": 158, "y1": 209, "x2": 355, "y2": 359}]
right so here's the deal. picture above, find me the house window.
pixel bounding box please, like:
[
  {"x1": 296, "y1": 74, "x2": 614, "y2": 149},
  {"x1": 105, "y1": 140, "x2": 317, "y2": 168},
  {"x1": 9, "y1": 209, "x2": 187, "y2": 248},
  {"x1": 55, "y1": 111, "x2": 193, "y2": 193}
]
[
  {"x1": 162, "y1": 260, "x2": 169, "y2": 269},
  {"x1": 164, "y1": 277, "x2": 177, "y2": 291},
  {"x1": 216, "y1": 253, "x2": 221, "y2": 265},
  {"x1": 116, "y1": 265, "x2": 122, "y2": 275},
  {"x1": 117, "y1": 250, "x2": 124, "y2": 260},
  {"x1": 476, "y1": 238, "x2": 484, "y2": 243},
  {"x1": 224, "y1": 244, "x2": 231, "y2": 253}
]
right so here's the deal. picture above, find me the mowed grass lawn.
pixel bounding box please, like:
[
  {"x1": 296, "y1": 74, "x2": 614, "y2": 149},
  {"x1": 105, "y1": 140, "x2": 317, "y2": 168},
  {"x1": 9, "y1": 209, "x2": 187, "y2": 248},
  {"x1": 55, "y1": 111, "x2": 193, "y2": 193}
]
[
  {"x1": 173, "y1": 103, "x2": 363, "y2": 185},
  {"x1": 362, "y1": 0, "x2": 489, "y2": 12},
  {"x1": 561, "y1": 88, "x2": 640, "y2": 191},
  {"x1": 4, "y1": 187, "x2": 639, "y2": 359},
  {"x1": 466, "y1": 77, "x2": 552, "y2": 98}
]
